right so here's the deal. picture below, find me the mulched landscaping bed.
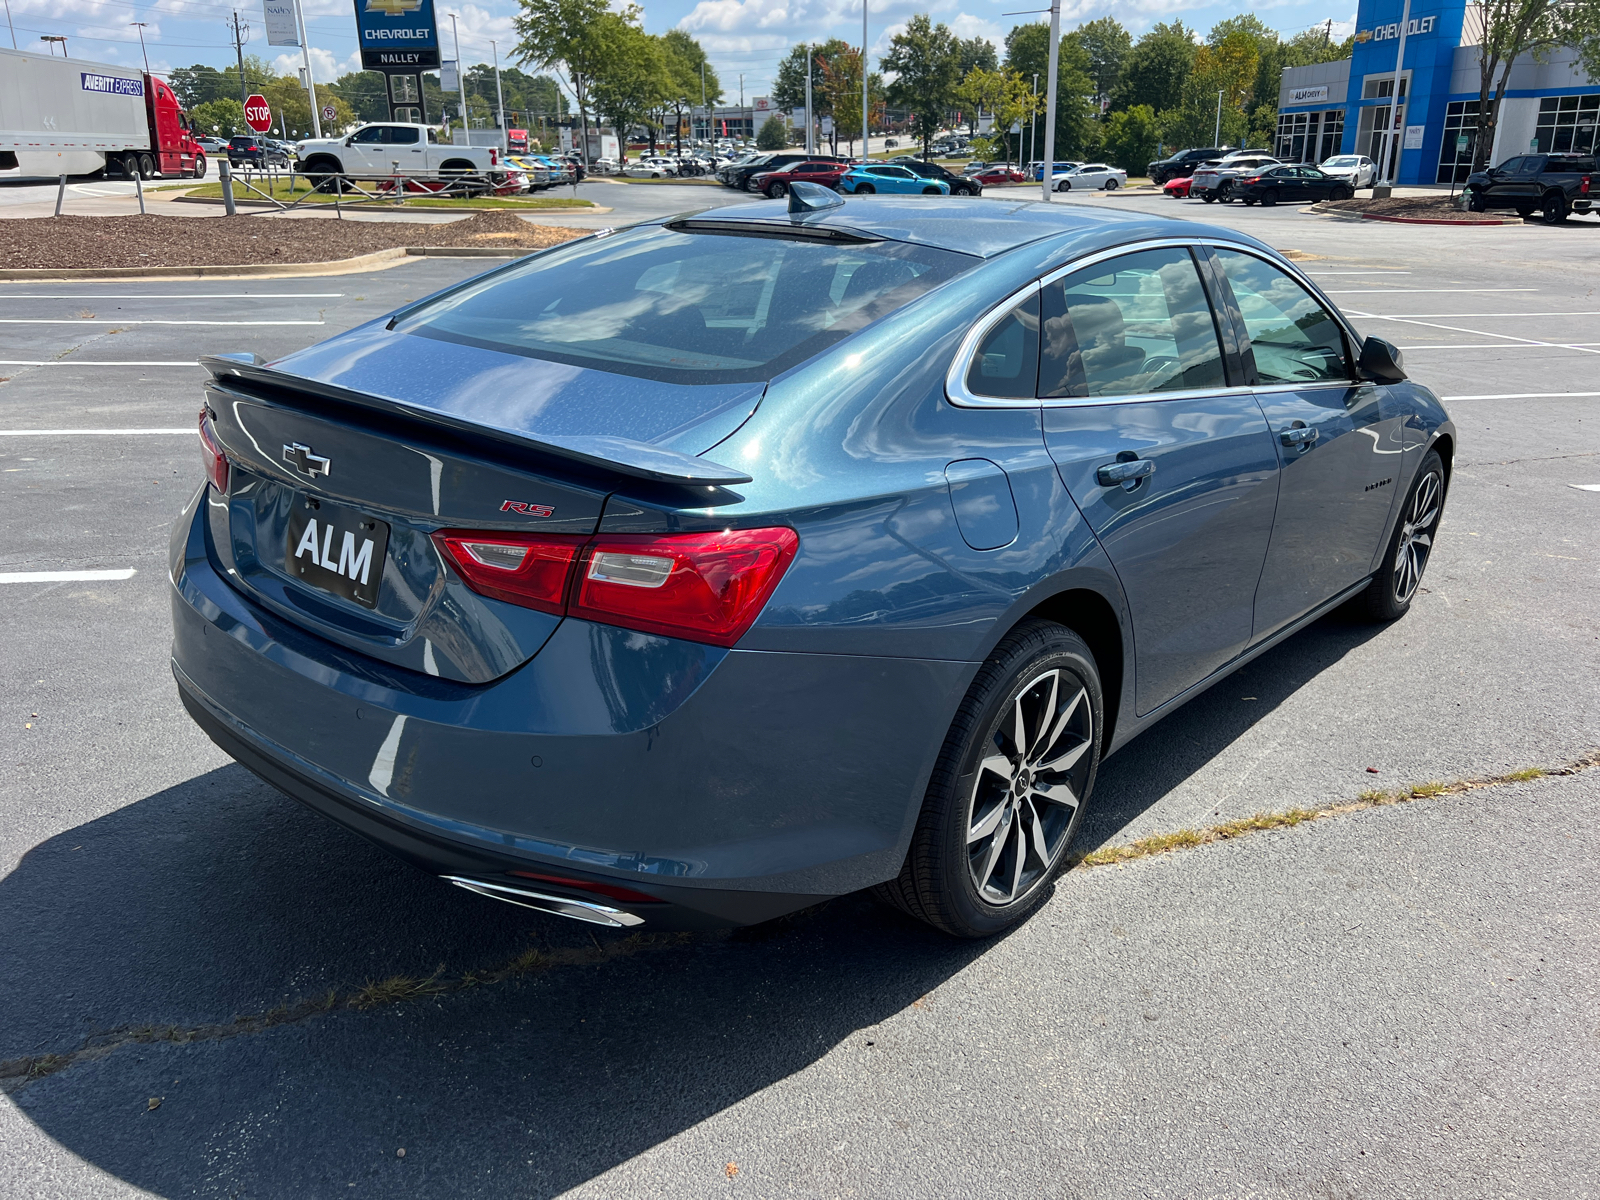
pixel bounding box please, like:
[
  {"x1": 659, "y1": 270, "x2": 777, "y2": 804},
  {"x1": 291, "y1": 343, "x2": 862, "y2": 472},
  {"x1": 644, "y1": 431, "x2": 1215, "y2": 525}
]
[
  {"x1": 0, "y1": 210, "x2": 587, "y2": 270},
  {"x1": 1316, "y1": 196, "x2": 1510, "y2": 223}
]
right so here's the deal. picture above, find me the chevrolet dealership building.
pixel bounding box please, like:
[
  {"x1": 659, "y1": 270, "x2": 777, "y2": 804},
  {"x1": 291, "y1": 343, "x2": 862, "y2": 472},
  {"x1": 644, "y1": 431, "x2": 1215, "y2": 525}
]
[{"x1": 1276, "y1": 0, "x2": 1599, "y2": 183}]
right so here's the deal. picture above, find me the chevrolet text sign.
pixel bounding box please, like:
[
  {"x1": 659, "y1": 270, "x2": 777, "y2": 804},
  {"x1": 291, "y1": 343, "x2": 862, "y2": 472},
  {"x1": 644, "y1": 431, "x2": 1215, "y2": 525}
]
[{"x1": 354, "y1": 0, "x2": 440, "y2": 70}]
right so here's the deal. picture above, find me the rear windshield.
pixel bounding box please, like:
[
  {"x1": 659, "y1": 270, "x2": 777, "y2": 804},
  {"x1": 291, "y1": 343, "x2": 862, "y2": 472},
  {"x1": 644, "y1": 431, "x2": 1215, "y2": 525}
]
[{"x1": 400, "y1": 225, "x2": 972, "y2": 385}]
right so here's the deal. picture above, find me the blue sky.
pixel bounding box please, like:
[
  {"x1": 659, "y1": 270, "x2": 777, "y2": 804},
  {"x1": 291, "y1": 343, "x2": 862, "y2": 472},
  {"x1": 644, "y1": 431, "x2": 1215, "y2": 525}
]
[{"x1": 6, "y1": 0, "x2": 1356, "y2": 107}]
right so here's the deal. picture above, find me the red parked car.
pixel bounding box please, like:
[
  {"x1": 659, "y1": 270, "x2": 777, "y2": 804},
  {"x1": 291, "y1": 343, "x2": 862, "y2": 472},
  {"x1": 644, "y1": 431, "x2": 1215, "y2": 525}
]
[
  {"x1": 972, "y1": 165, "x2": 1027, "y2": 185},
  {"x1": 1164, "y1": 175, "x2": 1194, "y2": 199},
  {"x1": 748, "y1": 160, "x2": 849, "y2": 197}
]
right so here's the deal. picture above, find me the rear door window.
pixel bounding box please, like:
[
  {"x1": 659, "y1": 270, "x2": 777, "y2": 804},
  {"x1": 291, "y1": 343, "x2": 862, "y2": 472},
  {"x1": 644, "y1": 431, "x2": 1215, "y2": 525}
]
[
  {"x1": 389, "y1": 127, "x2": 420, "y2": 145},
  {"x1": 965, "y1": 293, "x2": 1040, "y2": 399},
  {"x1": 1212, "y1": 249, "x2": 1350, "y2": 385},
  {"x1": 1039, "y1": 247, "x2": 1226, "y2": 399}
]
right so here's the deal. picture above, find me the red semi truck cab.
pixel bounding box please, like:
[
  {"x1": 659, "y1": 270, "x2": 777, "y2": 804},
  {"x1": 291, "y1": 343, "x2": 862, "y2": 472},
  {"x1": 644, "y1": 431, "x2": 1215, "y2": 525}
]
[{"x1": 144, "y1": 74, "x2": 204, "y2": 177}]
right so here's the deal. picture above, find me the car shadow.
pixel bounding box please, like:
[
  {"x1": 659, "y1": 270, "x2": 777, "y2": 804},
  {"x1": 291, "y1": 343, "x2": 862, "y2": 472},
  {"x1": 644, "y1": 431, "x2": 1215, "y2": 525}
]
[{"x1": 0, "y1": 606, "x2": 1383, "y2": 1197}]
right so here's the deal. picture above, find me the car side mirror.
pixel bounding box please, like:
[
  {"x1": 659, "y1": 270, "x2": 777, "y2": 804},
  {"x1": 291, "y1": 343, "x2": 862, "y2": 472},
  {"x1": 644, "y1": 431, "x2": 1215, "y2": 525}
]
[{"x1": 1358, "y1": 336, "x2": 1407, "y2": 383}]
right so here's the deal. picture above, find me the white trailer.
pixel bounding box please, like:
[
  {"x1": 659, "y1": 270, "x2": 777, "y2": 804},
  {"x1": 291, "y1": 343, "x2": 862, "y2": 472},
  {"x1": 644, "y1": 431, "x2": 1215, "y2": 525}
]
[{"x1": 0, "y1": 46, "x2": 204, "y2": 180}]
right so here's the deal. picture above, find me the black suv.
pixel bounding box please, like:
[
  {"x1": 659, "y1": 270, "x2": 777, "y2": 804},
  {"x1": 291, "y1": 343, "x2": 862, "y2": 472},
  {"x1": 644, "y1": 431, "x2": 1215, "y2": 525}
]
[
  {"x1": 1464, "y1": 153, "x2": 1595, "y2": 223},
  {"x1": 227, "y1": 135, "x2": 289, "y2": 168},
  {"x1": 1148, "y1": 147, "x2": 1229, "y2": 186},
  {"x1": 898, "y1": 159, "x2": 983, "y2": 196},
  {"x1": 727, "y1": 152, "x2": 843, "y2": 191}
]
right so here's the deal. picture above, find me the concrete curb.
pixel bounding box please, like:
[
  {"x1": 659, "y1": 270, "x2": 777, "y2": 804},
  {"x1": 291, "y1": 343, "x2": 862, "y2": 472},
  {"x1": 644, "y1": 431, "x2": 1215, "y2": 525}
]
[
  {"x1": 170, "y1": 194, "x2": 609, "y2": 215},
  {"x1": 0, "y1": 245, "x2": 536, "y2": 282},
  {"x1": 1307, "y1": 202, "x2": 1522, "y2": 226}
]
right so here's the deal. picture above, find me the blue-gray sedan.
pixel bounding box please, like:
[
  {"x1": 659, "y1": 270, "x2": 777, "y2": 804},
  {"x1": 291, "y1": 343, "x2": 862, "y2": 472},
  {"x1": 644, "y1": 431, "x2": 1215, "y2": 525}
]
[{"x1": 173, "y1": 189, "x2": 1455, "y2": 937}]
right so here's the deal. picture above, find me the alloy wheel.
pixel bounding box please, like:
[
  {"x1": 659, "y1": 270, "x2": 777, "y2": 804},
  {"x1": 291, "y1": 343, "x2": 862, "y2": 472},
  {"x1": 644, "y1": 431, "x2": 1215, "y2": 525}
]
[
  {"x1": 966, "y1": 668, "x2": 1093, "y2": 906},
  {"x1": 1393, "y1": 468, "x2": 1442, "y2": 604}
]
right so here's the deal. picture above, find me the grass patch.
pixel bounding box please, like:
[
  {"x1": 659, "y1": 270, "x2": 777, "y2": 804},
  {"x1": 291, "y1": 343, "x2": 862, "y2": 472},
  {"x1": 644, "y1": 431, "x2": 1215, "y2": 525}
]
[{"x1": 183, "y1": 178, "x2": 594, "y2": 209}]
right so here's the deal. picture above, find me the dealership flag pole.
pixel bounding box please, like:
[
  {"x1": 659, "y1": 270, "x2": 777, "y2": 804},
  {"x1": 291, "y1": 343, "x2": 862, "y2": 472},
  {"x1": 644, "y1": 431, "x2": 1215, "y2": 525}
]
[
  {"x1": 294, "y1": 0, "x2": 321, "y2": 138},
  {"x1": 1041, "y1": 0, "x2": 1060, "y2": 201},
  {"x1": 1385, "y1": 0, "x2": 1412, "y2": 185},
  {"x1": 450, "y1": 13, "x2": 469, "y2": 140}
]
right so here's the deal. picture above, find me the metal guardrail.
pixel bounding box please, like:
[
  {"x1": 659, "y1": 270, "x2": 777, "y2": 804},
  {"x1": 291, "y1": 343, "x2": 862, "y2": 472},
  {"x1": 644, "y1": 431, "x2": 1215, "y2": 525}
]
[{"x1": 217, "y1": 159, "x2": 513, "y2": 218}]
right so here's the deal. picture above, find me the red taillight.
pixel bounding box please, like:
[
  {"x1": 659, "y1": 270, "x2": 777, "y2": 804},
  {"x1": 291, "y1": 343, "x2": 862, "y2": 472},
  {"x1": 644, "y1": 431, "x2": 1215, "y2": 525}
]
[
  {"x1": 1582, "y1": 175, "x2": 1591, "y2": 195},
  {"x1": 507, "y1": 870, "x2": 661, "y2": 905},
  {"x1": 572, "y1": 528, "x2": 799, "y2": 647},
  {"x1": 1241, "y1": 176, "x2": 1261, "y2": 185},
  {"x1": 198, "y1": 408, "x2": 228, "y2": 493},
  {"x1": 433, "y1": 525, "x2": 798, "y2": 646},
  {"x1": 432, "y1": 531, "x2": 586, "y2": 614}
]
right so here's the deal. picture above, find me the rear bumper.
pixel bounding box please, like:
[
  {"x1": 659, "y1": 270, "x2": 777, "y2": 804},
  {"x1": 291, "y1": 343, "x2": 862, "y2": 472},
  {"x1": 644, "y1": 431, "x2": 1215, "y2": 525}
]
[{"x1": 169, "y1": 492, "x2": 971, "y2": 927}]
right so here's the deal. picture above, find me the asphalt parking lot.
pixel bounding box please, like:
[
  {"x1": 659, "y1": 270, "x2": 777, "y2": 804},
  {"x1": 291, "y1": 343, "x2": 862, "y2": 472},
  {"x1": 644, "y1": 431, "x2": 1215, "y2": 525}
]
[{"x1": 2, "y1": 193, "x2": 1598, "y2": 1198}]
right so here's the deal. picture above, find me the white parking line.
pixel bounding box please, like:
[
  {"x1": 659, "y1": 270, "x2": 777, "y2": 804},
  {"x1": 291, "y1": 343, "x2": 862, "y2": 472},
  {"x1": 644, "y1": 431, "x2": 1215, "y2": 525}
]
[
  {"x1": 0, "y1": 360, "x2": 202, "y2": 367},
  {"x1": 0, "y1": 319, "x2": 322, "y2": 326},
  {"x1": 0, "y1": 568, "x2": 137, "y2": 583},
  {"x1": 1442, "y1": 392, "x2": 1600, "y2": 401},
  {"x1": 1399, "y1": 342, "x2": 1600, "y2": 350},
  {"x1": 0, "y1": 428, "x2": 193, "y2": 436},
  {"x1": 1350, "y1": 313, "x2": 1600, "y2": 357},
  {"x1": 0, "y1": 293, "x2": 344, "y2": 300},
  {"x1": 1323, "y1": 288, "x2": 1538, "y2": 294},
  {"x1": 1348, "y1": 311, "x2": 1600, "y2": 319},
  {"x1": 1571, "y1": 484, "x2": 1600, "y2": 492},
  {"x1": 1304, "y1": 270, "x2": 1413, "y2": 274}
]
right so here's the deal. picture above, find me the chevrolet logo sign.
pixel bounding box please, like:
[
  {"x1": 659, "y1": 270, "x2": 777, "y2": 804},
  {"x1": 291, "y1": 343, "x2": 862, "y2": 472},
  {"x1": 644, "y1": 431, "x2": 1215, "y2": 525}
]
[
  {"x1": 283, "y1": 443, "x2": 332, "y2": 477},
  {"x1": 1354, "y1": 29, "x2": 1373, "y2": 42},
  {"x1": 365, "y1": 0, "x2": 422, "y2": 14}
]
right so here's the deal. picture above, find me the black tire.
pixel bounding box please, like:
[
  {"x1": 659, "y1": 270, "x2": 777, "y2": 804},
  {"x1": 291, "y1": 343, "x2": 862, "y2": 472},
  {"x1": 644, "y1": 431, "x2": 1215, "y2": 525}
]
[
  {"x1": 1261, "y1": 189, "x2": 1278, "y2": 207},
  {"x1": 766, "y1": 180, "x2": 788, "y2": 198},
  {"x1": 855, "y1": 182, "x2": 875, "y2": 194},
  {"x1": 1465, "y1": 190, "x2": 1486, "y2": 213},
  {"x1": 1332, "y1": 185, "x2": 1353, "y2": 200},
  {"x1": 138, "y1": 153, "x2": 154, "y2": 179},
  {"x1": 1103, "y1": 177, "x2": 1118, "y2": 190},
  {"x1": 875, "y1": 619, "x2": 1102, "y2": 938},
  {"x1": 1056, "y1": 179, "x2": 1071, "y2": 192},
  {"x1": 1242, "y1": 197, "x2": 1257, "y2": 206},
  {"x1": 1357, "y1": 450, "x2": 1446, "y2": 622},
  {"x1": 1540, "y1": 192, "x2": 1569, "y2": 223},
  {"x1": 922, "y1": 185, "x2": 941, "y2": 194},
  {"x1": 1201, "y1": 192, "x2": 1217, "y2": 204},
  {"x1": 192, "y1": 153, "x2": 207, "y2": 179}
]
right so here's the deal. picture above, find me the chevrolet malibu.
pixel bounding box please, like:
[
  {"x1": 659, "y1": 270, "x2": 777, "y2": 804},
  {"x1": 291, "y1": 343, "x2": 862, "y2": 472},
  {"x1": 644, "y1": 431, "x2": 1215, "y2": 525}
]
[{"x1": 173, "y1": 187, "x2": 1454, "y2": 938}]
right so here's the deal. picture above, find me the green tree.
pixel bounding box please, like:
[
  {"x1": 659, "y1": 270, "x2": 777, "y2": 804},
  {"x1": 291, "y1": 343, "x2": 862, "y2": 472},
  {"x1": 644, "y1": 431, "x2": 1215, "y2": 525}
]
[
  {"x1": 882, "y1": 15, "x2": 960, "y2": 160},
  {"x1": 190, "y1": 97, "x2": 246, "y2": 138},
  {"x1": 1101, "y1": 103, "x2": 1160, "y2": 172},
  {"x1": 330, "y1": 72, "x2": 391, "y2": 123},
  {"x1": 1466, "y1": 0, "x2": 1600, "y2": 171},
  {"x1": 1005, "y1": 22, "x2": 1098, "y2": 158},
  {"x1": 955, "y1": 35, "x2": 999, "y2": 77},
  {"x1": 816, "y1": 46, "x2": 882, "y2": 155},
  {"x1": 590, "y1": 23, "x2": 670, "y2": 154},
  {"x1": 952, "y1": 66, "x2": 1040, "y2": 165},
  {"x1": 1076, "y1": 17, "x2": 1132, "y2": 107},
  {"x1": 773, "y1": 38, "x2": 853, "y2": 147},
  {"x1": 170, "y1": 65, "x2": 229, "y2": 110},
  {"x1": 756, "y1": 113, "x2": 788, "y2": 149},
  {"x1": 660, "y1": 30, "x2": 720, "y2": 153},
  {"x1": 1110, "y1": 22, "x2": 1196, "y2": 116},
  {"x1": 514, "y1": 0, "x2": 640, "y2": 162}
]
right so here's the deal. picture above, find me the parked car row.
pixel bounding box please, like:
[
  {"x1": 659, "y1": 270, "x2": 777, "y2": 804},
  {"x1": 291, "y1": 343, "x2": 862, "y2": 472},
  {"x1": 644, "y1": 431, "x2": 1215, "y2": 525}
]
[{"x1": 1161, "y1": 150, "x2": 1364, "y2": 206}]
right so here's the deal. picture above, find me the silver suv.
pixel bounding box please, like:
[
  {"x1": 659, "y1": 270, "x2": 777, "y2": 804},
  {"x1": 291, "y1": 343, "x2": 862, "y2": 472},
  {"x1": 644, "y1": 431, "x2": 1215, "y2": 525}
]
[{"x1": 1192, "y1": 153, "x2": 1282, "y2": 203}]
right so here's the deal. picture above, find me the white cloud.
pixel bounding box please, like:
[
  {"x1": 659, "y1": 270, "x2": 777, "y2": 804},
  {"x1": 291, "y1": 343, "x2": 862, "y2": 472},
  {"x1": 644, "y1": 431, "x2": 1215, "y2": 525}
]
[
  {"x1": 272, "y1": 46, "x2": 364, "y2": 81},
  {"x1": 679, "y1": 0, "x2": 792, "y2": 33}
]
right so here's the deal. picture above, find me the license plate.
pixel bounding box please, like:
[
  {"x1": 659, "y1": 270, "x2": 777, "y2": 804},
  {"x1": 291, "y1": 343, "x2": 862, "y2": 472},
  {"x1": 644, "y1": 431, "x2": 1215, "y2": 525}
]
[{"x1": 285, "y1": 496, "x2": 390, "y2": 609}]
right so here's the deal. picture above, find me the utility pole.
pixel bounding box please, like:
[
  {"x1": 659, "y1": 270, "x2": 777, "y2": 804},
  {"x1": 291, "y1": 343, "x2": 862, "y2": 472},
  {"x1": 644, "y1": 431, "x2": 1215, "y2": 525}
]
[
  {"x1": 491, "y1": 39, "x2": 506, "y2": 134},
  {"x1": 448, "y1": 13, "x2": 470, "y2": 140},
  {"x1": 1028, "y1": 72, "x2": 1038, "y2": 168},
  {"x1": 227, "y1": 12, "x2": 249, "y2": 112},
  {"x1": 739, "y1": 72, "x2": 744, "y2": 107},
  {"x1": 1041, "y1": 0, "x2": 1059, "y2": 201},
  {"x1": 130, "y1": 22, "x2": 150, "y2": 74},
  {"x1": 292, "y1": 0, "x2": 321, "y2": 138},
  {"x1": 861, "y1": 0, "x2": 869, "y2": 161},
  {"x1": 4, "y1": 0, "x2": 16, "y2": 51},
  {"x1": 1214, "y1": 89, "x2": 1223, "y2": 146},
  {"x1": 1384, "y1": 0, "x2": 1413, "y2": 186},
  {"x1": 804, "y1": 43, "x2": 813, "y2": 153}
]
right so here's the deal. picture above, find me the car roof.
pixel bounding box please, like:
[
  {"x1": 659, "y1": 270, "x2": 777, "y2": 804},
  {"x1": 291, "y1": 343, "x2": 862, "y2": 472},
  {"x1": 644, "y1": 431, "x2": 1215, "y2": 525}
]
[{"x1": 665, "y1": 196, "x2": 1274, "y2": 261}]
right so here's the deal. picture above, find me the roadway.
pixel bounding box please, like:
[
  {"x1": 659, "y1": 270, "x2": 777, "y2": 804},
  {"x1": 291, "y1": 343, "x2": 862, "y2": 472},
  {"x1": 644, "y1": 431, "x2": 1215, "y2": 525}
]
[{"x1": 1, "y1": 191, "x2": 1597, "y2": 1198}]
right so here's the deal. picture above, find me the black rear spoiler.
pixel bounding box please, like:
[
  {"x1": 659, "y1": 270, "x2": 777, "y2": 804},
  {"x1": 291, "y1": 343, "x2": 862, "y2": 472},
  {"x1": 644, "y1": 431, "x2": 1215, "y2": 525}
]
[{"x1": 201, "y1": 354, "x2": 753, "y2": 487}]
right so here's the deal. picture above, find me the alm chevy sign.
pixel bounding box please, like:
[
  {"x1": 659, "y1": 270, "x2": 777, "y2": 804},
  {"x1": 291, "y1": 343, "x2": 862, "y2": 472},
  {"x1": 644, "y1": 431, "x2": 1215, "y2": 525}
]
[{"x1": 1288, "y1": 85, "x2": 1329, "y2": 104}]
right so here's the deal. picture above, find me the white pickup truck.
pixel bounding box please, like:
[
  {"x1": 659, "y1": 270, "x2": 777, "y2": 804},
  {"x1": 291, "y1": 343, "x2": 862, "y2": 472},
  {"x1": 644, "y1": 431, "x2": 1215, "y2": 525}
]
[{"x1": 293, "y1": 122, "x2": 499, "y2": 188}]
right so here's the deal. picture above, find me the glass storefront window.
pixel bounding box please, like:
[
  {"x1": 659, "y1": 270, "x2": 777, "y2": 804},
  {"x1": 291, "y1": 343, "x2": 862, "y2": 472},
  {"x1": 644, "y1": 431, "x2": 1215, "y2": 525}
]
[
  {"x1": 1436, "y1": 99, "x2": 1481, "y2": 184},
  {"x1": 1276, "y1": 109, "x2": 1344, "y2": 164},
  {"x1": 1533, "y1": 93, "x2": 1600, "y2": 155}
]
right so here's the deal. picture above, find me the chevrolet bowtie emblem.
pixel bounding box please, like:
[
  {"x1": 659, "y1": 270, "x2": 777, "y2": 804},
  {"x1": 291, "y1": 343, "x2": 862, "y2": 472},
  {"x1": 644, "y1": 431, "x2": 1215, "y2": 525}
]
[
  {"x1": 283, "y1": 443, "x2": 332, "y2": 477},
  {"x1": 365, "y1": 0, "x2": 423, "y2": 15}
]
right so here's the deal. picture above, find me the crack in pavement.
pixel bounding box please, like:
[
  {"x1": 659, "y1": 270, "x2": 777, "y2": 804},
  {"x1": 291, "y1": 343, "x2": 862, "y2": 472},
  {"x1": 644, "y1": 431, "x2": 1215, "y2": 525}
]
[{"x1": 2, "y1": 752, "x2": 1595, "y2": 1095}]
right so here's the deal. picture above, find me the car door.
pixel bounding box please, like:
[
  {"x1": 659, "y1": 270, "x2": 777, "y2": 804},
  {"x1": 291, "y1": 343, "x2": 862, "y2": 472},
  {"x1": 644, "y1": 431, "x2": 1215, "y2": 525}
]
[
  {"x1": 1206, "y1": 247, "x2": 1404, "y2": 639},
  {"x1": 1036, "y1": 244, "x2": 1280, "y2": 716},
  {"x1": 343, "y1": 125, "x2": 387, "y2": 174}
]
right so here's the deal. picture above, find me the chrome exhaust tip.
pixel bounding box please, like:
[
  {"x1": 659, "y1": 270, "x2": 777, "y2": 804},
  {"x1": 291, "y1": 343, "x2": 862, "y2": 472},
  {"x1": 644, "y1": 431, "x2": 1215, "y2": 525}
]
[{"x1": 443, "y1": 876, "x2": 645, "y2": 927}]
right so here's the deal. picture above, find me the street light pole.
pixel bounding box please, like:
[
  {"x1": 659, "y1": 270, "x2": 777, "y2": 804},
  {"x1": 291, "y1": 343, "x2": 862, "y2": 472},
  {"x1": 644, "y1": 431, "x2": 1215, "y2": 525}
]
[
  {"x1": 862, "y1": 0, "x2": 869, "y2": 161},
  {"x1": 130, "y1": 22, "x2": 149, "y2": 73},
  {"x1": 1028, "y1": 72, "x2": 1038, "y2": 169},
  {"x1": 803, "y1": 43, "x2": 813, "y2": 153},
  {"x1": 449, "y1": 13, "x2": 469, "y2": 143},
  {"x1": 293, "y1": 0, "x2": 321, "y2": 138},
  {"x1": 4, "y1": 0, "x2": 16, "y2": 50},
  {"x1": 1384, "y1": 0, "x2": 1413, "y2": 186},
  {"x1": 1214, "y1": 89, "x2": 1223, "y2": 147},
  {"x1": 491, "y1": 39, "x2": 506, "y2": 135},
  {"x1": 1040, "y1": 0, "x2": 1059, "y2": 201}
]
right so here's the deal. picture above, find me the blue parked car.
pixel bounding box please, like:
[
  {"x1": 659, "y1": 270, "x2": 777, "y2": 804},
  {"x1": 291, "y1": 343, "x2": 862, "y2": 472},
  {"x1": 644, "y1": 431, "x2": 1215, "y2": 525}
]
[
  {"x1": 174, "y1": 189, "x2": 1454, "y2": 938},
  {"x1": 1033, "y1": 160, "x2": 1082, "y2": 180},
  {"x1": 838, "y1": 162, "x2": 951, "y2": 194}
]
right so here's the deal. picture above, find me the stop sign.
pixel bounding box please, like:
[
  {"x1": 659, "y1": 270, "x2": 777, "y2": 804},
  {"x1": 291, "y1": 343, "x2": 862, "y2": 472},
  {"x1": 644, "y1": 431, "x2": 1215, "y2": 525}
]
[{"x1": 243, "y1": 94, "x2": 272, "y2": 133}]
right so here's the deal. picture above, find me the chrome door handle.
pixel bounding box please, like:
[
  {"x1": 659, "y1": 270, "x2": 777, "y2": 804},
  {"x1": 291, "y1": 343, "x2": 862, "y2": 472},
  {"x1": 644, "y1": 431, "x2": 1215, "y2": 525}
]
[
  {"x1": 1280, "y1": 425, "x2": 1319, "y2": 447},
  {"x1": 1096, "y1": 458, "x2": 1155, "y2": 486}
]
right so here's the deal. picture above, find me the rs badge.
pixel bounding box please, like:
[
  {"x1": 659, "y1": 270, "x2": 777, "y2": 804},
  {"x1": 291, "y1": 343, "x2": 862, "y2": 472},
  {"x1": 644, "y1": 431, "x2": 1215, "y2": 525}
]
[{"x1": 501, "y1": 500, "x2": 556, "y2": 517}]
